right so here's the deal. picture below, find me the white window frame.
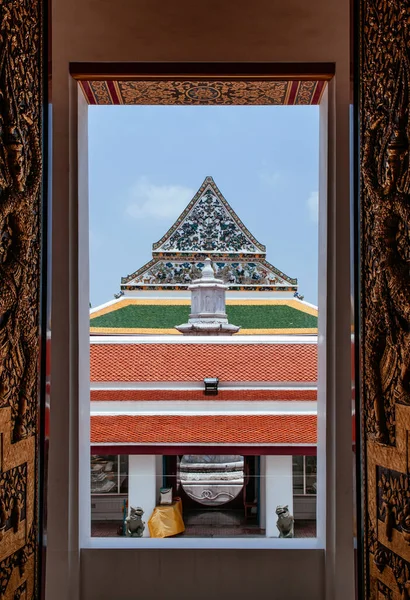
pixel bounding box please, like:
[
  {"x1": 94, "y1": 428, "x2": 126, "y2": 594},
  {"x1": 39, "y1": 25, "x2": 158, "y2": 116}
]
[{"x1": 78, "y1": 80, "x2": 331, "y2": 551}]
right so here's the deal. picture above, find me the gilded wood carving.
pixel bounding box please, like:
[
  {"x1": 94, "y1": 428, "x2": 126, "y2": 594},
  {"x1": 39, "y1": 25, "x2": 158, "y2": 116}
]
[
  {"x1": 80, "y1": 79, "x2": 326, "y2": 106},
  {"x1": 0, "y1": 0, "x2": 42, "y2": 598},
  {"x1": 362, "y1": 0, "x2": 410, "y2": 597}
]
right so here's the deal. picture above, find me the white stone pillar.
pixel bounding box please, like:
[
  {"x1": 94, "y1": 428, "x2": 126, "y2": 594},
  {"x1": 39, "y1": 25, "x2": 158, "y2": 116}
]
[
  {"x1": 155, "y1": 455, "x2": 163, "y2": 501},
  {"x1": 265, "y1": 455, "x2": 293, "y2": 537},
  {"x1": 259, "y1": 456, "x2": 266, "y2": 529},
  {"x1": 128, "y1": 455, "x2": 157, "y2": 537}
]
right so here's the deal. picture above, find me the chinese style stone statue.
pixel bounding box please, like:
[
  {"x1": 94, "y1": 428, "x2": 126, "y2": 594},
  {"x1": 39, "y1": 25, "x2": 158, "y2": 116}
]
[
  {"x1": 125, "y1": 506, "x2": 145, "y2": 537},
  {"x1": 276, "y1": 505, "x2": 294, "y2": 538}
]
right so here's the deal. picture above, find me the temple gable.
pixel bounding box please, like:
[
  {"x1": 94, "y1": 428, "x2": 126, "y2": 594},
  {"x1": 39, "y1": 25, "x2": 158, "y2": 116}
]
[
  {"x1": 154, "y1": 180, "x2": 264, "y2": 255},
  {"x1": 121, "y1": 176, "x2": 297, "y2": 293}
]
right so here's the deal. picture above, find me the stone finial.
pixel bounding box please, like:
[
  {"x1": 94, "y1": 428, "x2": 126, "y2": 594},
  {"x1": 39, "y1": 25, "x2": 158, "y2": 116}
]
[
  {"x1": 201, "y1": 257, "x2": 215, "y2": 279},
  {"x1": 175, "y1": 258, "x2": 240, "y2": 336}
]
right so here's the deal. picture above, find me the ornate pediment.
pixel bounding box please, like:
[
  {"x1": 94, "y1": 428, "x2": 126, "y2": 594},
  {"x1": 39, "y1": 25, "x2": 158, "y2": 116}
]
[
  {"x1": 122, "y1": 177, "x2": 297, "y2": 291},
  {"x1": 153, "y1": 177, "x2": 266, "y2": 255},
  {"x1": 121, "y1": 258, "x2": 296, "y2": 290}
]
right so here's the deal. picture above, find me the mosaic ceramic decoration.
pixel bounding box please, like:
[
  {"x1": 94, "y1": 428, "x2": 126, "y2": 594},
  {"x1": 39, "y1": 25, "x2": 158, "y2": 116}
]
[
  {"x1": 157, "y1": 188, "x2": 260, "y2": 254},
  {"x1": 121, "y1": 177, "x2": 297, "y2": 292},
  {"x1": 123, "y1": 260, "x2": 293, "y2": 288}
]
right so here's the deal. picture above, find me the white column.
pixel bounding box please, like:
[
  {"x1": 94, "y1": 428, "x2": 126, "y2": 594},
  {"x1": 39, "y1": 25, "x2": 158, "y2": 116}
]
[
  {"x1": 155, "y1": 455, "x2": 163, "y2": 501},
  {"x1": 259, "y1": 456, "x2": 266, "y2": 529},
  {"x1": 128, "y1": 455, "x2": 157, "y2": 537},
  {"x1": 265, "y1": 455, "x2": 293, "y2": 537}
]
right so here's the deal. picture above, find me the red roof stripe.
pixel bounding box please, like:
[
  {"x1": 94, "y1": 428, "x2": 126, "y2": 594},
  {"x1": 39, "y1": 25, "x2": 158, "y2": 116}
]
[
  {"x1": 80, "y1": 81, "x2": 96, "y2": 104},
  {"x1": 90, "y1": 389, "x2": 317, "y2": 401},
  {"x1": 312, "y1": 80, "x2": 325, "y2": 104},
  {"x1": 107, "y1": 80, "x2": 120, "y2": 104},
  {"x1": 90, "y1": 344, "x2": 317, "y2": 382},
  {"x1": 288, "y1": 81, "x2": 299, "y2": 105},
  {"x1": 90, "y1": 415, "x2": 317, "y2": 445}
]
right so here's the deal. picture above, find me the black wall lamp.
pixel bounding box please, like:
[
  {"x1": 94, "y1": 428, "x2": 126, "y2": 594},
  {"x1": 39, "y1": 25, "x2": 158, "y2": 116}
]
[{"x1": 203, "y1": 377, "x2": 219, "y2": 395}]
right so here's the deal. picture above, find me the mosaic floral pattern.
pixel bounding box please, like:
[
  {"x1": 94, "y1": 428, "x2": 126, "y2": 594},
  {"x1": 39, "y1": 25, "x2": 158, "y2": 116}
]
[
  {"x1": 152, "y1": 177, "x2": 265, "y2": 254},
  {"x1": 126, "y1": 259, "x2": 292, "y2": 287},
  {"x1": 121, "y1": 177, "x2": 297, "y2": 290},
  {"x1": 158, "y1": 189, "x2": 259, "y2": 253}
]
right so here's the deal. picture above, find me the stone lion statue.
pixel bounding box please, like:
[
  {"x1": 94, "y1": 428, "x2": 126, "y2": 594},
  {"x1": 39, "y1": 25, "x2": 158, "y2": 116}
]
[
  {"x1": 275, "y1": 505, "x2": 294, "y2": 538},
  {"x1": 125, "y1": 506, "x2": 145, "y2": 537}
]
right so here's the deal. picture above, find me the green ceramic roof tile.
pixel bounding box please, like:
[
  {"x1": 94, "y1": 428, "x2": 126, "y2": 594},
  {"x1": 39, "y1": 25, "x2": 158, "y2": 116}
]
[{"x1": 90, "y1": 304, "x2": 317, "y2": 330}]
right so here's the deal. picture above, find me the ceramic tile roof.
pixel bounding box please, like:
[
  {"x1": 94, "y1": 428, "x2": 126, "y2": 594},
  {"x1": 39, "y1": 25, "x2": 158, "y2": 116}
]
[
  {"x1": 90, "y1": 389, "x2": 317, "y2": 401},
  {"x1": 90, "y1": 298, "x2": 318, "y2": 335},
  {"x1": 90, "y1": 343, "x2": 317, "y2": 382},
  {"x1": 90, "y1": 415, "x2": 317, "y2": 445}
]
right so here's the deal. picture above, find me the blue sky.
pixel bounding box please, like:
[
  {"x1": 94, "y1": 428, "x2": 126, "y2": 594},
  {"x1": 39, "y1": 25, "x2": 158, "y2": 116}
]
[{"x1": 88, "y1": 105, "x2": 319, "y2": 307}]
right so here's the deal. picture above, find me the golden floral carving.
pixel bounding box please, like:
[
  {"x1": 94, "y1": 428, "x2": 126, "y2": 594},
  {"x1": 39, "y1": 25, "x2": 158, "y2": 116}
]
[
  {"x1": 0, "y1": 0, "x2": 42, "y2": 597},
  {"x1": 117, "y1": 80, "x2": 290, "y2": 105},
  {"x1": 86, "y1": 79, "x2": 323, "y2": 106},
  {"x1": 361, "y1": 0, "x2": 410, "y2": 598},
  {"x1": 295, "y1": 81, "x2": 316, "y2": 105},
  {"x1": 90, "y1": 81, "x2": 111, "y2": 105}
]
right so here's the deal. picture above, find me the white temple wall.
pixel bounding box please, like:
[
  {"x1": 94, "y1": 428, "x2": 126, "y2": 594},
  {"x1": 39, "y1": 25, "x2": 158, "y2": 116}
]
[
  {"x1": 128, "y1": 455, "x2": 157, "y2": 537},
  {"x1": 294, "y1": 496, "x2": 317, "y2": 520},
  {"x1": 91, "y1": 495, "x2": 126, "y2": 522},
  {"x1": 265, "y1": 455, "x2": 293, "y2": 537}
]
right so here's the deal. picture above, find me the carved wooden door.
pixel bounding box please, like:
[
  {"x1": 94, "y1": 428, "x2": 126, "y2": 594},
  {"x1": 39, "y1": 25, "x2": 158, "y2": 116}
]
[
  {"x1": 360, "y1": 1, "x2": 410, "y2": 598},
  {"x1": 0, "y1": 0, "x2": 46, "y2": 598}
]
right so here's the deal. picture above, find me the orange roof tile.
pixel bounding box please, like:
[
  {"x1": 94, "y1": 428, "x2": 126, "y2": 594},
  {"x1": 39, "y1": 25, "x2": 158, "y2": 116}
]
[
  {"x1": 90, "y1": 389, "x2": 317, "y2": 401},
  {"x1": 90, "y1": 415, "x2": 317, "y2": 445},
  {"x1": 90, "y1": 343, "x2": 317, "y2": 382}
]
